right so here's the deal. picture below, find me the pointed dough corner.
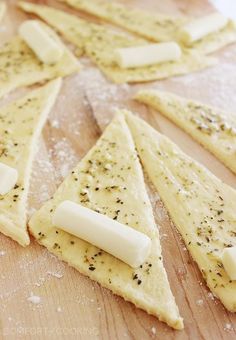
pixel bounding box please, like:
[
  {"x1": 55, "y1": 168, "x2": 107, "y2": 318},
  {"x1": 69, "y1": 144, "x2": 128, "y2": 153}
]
[
  {"x1": 125, "y1": 112, "x2": 236, "y2": 312},
  {"x1": 0, "y1": 79, "x2": 62, "y2": 246},
  {"x1": 135, "y1": 89, "x2": 236, "y2": 174},
  {"x1": 29, "y1": 113, "x2": 183, "y2": 329}
]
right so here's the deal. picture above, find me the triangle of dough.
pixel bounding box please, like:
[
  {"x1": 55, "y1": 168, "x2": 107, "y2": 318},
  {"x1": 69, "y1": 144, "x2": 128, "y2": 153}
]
[
  {"x1": 84, "y1": 30, "x2": 215, "y2": 84},
  {"x1": 60, "y1": 0, "x2": 236, "y2": 55},
  {"x1": 0, "y1": 78, "x2": 62, "y2": 246},
  {"x1": 18, "y1": 2, "x2": 216, "y2": 84},
  {"x1": 125, "y1": 110, "x2": 236, "y2": 312},
  {"x1": 0, "y1": 2, "x2": 6, "y2": 22},
  {"x1": 28, "y1": 113, "x2": 183, "y2": 330},
  {"x1": 135, "y1": 89, "x2": 236, "y2": 174},
  {"x1": 59, "y1": 0, "x2": 186, "y2": 42},
  {"x1": 0, "y1": 20, "x2": 79, "y2": 99},
  {"x1": 18, "y1": 1, "x2": 105, "y2": 57}
]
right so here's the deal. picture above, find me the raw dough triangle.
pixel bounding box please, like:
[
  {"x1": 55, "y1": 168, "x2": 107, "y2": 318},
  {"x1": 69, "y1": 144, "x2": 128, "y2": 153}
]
[
  {"x1": 60, "y1": 0, "x2": 236, "y2": 55},
  {"x1": 0, "y1": 78, "x2": 62, "y2": 246},
  {"x1": 0, "y1": 2, "x2": 6, "y2": 22},
  {"x1": 84, "y1": 30, "x2": 215, "y2": 84},
  {"x1": 135, "y1": 89, "x2": 236, "y2": 174},
  {"x1": 0, "y1": 20, "x2": 79, "y2": 99},
  {"x1": 59, "y1": 0, "x2": 186, "y2": 42},
  {"x1": 18, "y1": 1, "x2": 105, "y2": 57},
  {"x1": 125, "y1": 110, "x2": 236, "y2": 312},
  {"x1": 29, "y1": 113, "x2": 183, "y2": 330},
  {"x1": 18, "y1": 2, "x2": 216, "y2": 84}
]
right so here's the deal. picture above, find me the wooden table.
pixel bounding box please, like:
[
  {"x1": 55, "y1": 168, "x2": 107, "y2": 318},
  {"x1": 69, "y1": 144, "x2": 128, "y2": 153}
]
[{"x1": 0, "y1": 1, "x2": 236, "y2": 339}]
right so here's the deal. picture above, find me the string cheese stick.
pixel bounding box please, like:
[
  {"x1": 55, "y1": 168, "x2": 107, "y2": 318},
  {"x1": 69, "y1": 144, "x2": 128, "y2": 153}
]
[
  {"x1": 114, "y1": 42, "x2": 182, "y2": 69},
  {"x1": 53, "y1": 201, "x2": 152, "y2": 268},
  {"x1": 19, "y1": 20, "x2": 64, "y2": 64},
  {"x1": 179, "y1": 13, "x2": 228, "y2": 44}
]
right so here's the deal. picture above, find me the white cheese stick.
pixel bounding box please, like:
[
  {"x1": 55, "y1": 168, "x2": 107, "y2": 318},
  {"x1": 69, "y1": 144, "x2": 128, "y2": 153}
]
[
  {"x1": 179, "y1": 13, "x2": 228, "y2": 44},
  {"x1": 53, "y1": 200, "x2": 152, "y2": 268},
  {"x1": 19, "y1": 20, "x2": 64, "y2": 64},
  {"x1": 222, "y1": 247, "x2": 236, "y2": 281},
  {"x1": 114, "y1": 42, "x2": 182, "y2": 69},
  {"x1": 0, "y1": 162, "x2": 18, "y2": 195}
]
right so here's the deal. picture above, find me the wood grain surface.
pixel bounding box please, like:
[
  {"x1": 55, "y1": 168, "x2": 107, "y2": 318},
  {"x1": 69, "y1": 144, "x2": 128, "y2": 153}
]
[{"x1": 0, "y1": 0, "x2": 236, "y2": 339}]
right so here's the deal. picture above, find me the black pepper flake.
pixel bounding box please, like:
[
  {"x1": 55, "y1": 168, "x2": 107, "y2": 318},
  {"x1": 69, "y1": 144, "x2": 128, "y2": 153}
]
[
  {"x1": 80, "y1": 192, "x2": 87, "y2": 196},
  {"x1": 137, "y1": 280, "x2": 142, "y2": 285},
  {"x1": 89, "y1": 266, "x2": 96, "y2": 271},
  {"x1": 53, "y1": 243, "x2": 59, "y2": 249}
]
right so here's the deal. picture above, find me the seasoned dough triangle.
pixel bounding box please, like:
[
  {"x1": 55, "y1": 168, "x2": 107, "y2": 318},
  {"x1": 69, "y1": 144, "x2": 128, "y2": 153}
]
[
  {"x1": 0, "y1": 20, "x2": 79, "y2": 99},
  {"x1": 59, "y1": 0, "x2": 186, "y2": 42},
  {"x1": 125, "y1": 110, "x2": 236, "y2": 312},
  {"x1": 0, "y1": 78, "x2": 62, "y2": 246},
  {"x1": 59, "y1": 0, "x2": 236, "y2": 55},
  {"x1": 18, "y1": 2, "x2": 216, "y2": 84},
  {"x1": 135, "y1": 89, "x2": 236, "y2": 174},
  {"x1": 29, "y1": 114, "x2": 183, "y2": 330},
  {"x1": 18, "y1": 1, "x2": 105, "y2": 56},
  {"x1": 0, "y1": 2, "x2": 6, "y2": 22}
]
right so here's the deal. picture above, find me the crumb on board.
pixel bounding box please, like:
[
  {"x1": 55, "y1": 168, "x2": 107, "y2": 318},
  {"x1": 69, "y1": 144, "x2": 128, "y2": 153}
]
[
  {"x1": 196, "y1": 299, "x2": 204, "y2": 306},
  {"x1": 47, "y1": 271, "x2": 64, "y2": 279},
  {"x1": 223, "y1": 323, "x2": 234, "y2": 332},
  {"x1": 27, "y1": 293, "x2": 41, "y2": 305},
  {"x1": 151, "y1": 326, "x2": 157, "y2": 335},
  {"x1": 207, "y1": 292, "x2": 215, "y2": 300}
]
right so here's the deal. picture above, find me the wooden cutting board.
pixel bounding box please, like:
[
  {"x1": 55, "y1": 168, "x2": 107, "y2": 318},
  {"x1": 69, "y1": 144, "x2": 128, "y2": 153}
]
[{"x1": 0, "y1": 1, "x2": 236, "y2": 339}]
